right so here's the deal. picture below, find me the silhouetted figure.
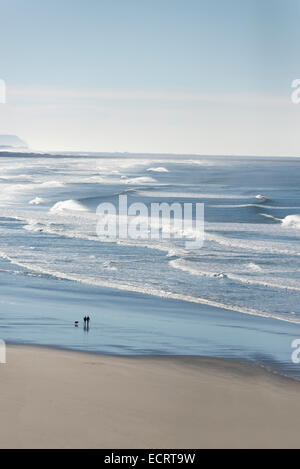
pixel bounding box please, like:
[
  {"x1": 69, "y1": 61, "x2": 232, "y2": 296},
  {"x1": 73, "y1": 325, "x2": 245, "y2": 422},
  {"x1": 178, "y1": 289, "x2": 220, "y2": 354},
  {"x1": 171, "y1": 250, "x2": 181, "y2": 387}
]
[
  {"x1": 83, "y1": 316, "x2": 90, "y2": 332},
  {"x1": 87, "y1": 316, "x2": 90, "y2": 325},
  {"x1": 75, "y1": 321, "x2": 79, "y2": 327}
]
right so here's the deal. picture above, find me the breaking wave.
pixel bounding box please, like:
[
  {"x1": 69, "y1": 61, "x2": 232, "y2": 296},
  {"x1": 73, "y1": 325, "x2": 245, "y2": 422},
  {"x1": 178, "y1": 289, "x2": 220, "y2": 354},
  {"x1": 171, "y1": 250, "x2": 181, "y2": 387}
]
[
  {"x1": 281, "y1": 215, "x2": 300, "y2": 230},
  {"x1": 0, "y1": 248, "x2": 299, "y2": 324},
  {"x1": 50, "y1": 199, "x2": 90, "y2": 213}
]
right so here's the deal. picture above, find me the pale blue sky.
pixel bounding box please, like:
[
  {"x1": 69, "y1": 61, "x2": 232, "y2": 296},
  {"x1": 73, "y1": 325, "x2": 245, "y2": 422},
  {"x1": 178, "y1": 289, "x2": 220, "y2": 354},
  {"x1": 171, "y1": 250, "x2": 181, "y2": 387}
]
[{"x1": 0, "y1": 0, "x2": 299, "y2": 154}]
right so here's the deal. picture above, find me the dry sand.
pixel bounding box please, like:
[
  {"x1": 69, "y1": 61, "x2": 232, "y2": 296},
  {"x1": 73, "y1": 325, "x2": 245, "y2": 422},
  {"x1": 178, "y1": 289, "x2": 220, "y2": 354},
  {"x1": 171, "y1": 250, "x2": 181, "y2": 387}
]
[{"x1": 1, "y1": 345, "x2": 300, "y2": 449}]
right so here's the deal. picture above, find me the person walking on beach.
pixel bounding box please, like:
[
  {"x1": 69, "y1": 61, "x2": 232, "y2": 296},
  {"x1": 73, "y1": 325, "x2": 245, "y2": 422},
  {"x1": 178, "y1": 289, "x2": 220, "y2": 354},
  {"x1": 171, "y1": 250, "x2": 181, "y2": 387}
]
[{"x1": 83, "y1": 316, "x2": 90, "y2": 331}]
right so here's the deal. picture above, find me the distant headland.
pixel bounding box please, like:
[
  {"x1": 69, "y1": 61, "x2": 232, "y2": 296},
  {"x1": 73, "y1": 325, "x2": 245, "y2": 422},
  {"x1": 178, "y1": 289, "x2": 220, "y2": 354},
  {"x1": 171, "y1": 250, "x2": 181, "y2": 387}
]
[{"x1": 0, "y1": 135, "x2": 28, "y2": 150}]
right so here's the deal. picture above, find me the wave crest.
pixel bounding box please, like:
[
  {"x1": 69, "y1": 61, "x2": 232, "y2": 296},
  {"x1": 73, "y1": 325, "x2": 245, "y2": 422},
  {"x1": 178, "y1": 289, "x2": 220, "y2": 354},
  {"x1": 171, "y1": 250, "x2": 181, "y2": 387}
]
[
  {"x1": 50, "y1": 199, "x2": 89, "y2": 213},
  {"x1": 282, "y1": 215, "x2": 300, "y2": 230}
]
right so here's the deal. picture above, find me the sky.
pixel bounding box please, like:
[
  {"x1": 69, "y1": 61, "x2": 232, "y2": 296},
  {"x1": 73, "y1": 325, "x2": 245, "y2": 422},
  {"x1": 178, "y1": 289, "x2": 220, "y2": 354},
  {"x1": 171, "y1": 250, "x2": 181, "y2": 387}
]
[{"x1": 0, "y1": 0, "x2": 299, "y2": 155}]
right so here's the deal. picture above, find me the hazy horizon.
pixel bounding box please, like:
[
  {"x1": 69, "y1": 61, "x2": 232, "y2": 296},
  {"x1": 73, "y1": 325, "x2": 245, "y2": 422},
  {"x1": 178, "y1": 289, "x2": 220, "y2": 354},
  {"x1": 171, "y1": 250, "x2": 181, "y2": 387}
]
[{"x1": 0, "y1": 0, "x2": 300, "y2": 156}]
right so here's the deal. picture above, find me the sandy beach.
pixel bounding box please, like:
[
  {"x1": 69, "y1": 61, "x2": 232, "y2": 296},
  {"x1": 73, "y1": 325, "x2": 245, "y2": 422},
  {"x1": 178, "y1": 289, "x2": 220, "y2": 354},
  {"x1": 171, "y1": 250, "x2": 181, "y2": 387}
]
[
  {"x1": 0, "y1": 345, "x2": 300, "y2": 449},
  {"x1": 1, "y1": 0, "x2": 300, "y2": 452}
]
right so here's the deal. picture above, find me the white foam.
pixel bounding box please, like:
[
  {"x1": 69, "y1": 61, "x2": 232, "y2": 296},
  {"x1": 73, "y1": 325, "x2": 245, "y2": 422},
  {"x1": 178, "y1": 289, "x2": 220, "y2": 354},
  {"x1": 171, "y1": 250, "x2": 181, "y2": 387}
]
[
  {"x1": 103, "y1": 261, "x2": 118, "y2": 271},
  {"x1": 281, "y1": 215, "x2": 300, "y2": 230},
  {"x1": 29, "y1": 197, "x2": 49, "y2": 205},
  {"x1": 206, "y1": 231, "x2": 300, "y2": 256},
  {"x1": 137, "y1": 191, "x2": 250, "y2": 199},
  {"x1": 16, "y1": 212, "x2": 175, "y2": 254},
  {"x1": 0, "y1": 248, "x2": 299, "y2": 325},
  {"x1": 169, "y1": 258, "x2": 226, "y2": 279},
  {"x1": 124, "y1": 176, "x2": 157, "y2": 185},
  {"x1": 170, "y1": 258, "x2": 300, "y2": 292},
  {"x1": 24, "y1": 221, "x2": 46, "y2": 232},
  {"x1": 248, "y1": 262, "x2": 263, "y2": 272},
  {"x1": 50, "y1": 200, "x2": 89, "y2": 213},
  {"x1": 260, "y1": 213, "x2": 282, "y2": 222},
  {"x1": 40, "y1": 180, "x2": 65, "y2": 188},
  {"x1": 147, "y1": 167, "x2": 169, "y2": 173},
  {"x1": 0, "y1": 180, "x2": 66, "y2": 204}
]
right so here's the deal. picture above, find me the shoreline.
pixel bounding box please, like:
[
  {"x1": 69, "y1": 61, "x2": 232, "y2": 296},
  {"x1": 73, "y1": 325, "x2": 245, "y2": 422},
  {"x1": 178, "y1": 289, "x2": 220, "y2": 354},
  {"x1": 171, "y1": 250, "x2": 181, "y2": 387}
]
[
  {"x1": 1, "y1": 345, "x2": 300, "y2": 449},
  {"x1": 1, "y1": 266, "x2": 300, "y2": 380},
  {"x1": 5, "y1": 341, "x2": 300, "y2": 384}
]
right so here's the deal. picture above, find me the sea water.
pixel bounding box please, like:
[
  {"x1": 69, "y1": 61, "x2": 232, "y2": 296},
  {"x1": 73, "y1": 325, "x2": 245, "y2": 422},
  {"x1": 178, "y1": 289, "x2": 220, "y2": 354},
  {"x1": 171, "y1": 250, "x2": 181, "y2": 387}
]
[{"x1": 1, "y1": 153, "x2": 300, "y2": 378}]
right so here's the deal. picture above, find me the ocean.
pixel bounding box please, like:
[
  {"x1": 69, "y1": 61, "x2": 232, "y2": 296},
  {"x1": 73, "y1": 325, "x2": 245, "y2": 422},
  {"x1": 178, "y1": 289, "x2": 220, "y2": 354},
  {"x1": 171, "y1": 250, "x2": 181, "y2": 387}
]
[{"x1": 1, "y1": 152, "x2": 300, "y2": 378}]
